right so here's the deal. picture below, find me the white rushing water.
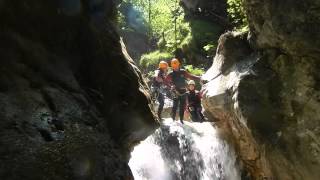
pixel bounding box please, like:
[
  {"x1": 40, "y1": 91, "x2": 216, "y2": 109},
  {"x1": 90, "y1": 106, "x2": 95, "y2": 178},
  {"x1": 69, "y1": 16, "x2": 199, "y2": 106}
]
[{"x1": 129, "y1": 119, "x2": 240, "y2": 180}]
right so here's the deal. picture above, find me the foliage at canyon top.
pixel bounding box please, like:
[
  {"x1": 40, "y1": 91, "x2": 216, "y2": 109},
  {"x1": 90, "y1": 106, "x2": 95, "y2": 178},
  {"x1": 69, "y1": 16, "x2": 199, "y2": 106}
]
[
  {"x1": 118, "y1": 0, "x2": 247, "y2": 70},
  {"x1": 118, "y1": 0, "x2": 190, "y2": 53}
]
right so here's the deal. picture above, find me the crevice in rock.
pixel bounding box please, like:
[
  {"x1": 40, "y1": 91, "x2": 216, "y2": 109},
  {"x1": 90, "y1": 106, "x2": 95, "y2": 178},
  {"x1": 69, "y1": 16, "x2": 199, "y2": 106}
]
[{"x1": 37, "y1": 128, "x2": 54, "y2": 142}]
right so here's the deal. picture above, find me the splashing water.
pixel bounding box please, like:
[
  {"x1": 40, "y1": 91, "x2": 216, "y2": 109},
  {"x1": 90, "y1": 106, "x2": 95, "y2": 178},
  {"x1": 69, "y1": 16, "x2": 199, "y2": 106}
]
[{"x1": 129, "y1": 119, "x2": 240, "y2": 180}]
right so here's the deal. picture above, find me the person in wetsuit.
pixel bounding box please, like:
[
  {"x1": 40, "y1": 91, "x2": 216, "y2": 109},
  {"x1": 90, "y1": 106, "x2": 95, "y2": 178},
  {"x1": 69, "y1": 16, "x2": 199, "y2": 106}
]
[
  {"x1": 186, "y1": 80, "x2": 205, "y2": 122},
  {"x1": 165, "y1": 58, "x2": 200, "y2": 124},
  {"x1": 152, "y1": 61, "x2": 168, "y2": 120}
]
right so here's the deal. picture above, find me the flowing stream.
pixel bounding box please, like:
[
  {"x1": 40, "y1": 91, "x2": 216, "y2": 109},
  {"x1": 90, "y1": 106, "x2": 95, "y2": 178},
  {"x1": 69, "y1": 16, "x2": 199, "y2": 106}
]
[{"x1": 129, "y1": 119, "x2": 240, "y2": 180}]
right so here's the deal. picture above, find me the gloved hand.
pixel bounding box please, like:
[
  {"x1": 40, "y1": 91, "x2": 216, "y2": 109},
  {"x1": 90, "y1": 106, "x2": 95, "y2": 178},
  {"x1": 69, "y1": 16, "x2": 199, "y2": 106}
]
[{"x1": 200, "y1": 78, "x2": 208, "y2": 85}]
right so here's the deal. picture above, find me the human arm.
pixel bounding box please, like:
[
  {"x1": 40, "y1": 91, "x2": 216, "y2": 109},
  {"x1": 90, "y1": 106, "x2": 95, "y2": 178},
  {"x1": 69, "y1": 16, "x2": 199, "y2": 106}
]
[{"x1": 183, "y1": 71, "x2": 201, "y2": 81}]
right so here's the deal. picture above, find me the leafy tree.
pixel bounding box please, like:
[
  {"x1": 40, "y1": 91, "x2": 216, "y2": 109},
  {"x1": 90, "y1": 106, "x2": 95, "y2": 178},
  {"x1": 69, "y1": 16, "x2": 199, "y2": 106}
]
[
  {"x1": 119, "y1": 0, "x2": 191, "y2": 53},
  {"x1": 227, "y1": 0, "x2": 248, "y2": 30},
  {"x1": 184, "y1": 65, "x2": 205, "y2": 76}
]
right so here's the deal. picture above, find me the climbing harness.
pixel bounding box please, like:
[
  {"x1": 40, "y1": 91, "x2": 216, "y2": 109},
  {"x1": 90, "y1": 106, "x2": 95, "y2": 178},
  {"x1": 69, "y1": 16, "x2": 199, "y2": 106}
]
[{"x1": 169, "y1": 88, "x2": 187, "y2": 100}]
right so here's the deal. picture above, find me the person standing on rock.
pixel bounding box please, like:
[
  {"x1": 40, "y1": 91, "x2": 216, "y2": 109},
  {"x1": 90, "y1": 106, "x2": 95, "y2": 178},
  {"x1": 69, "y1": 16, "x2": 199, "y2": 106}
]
[
  {"x1": 165, "y1": 58, "x2": 201, "y2": 124},
  {"x1": 152, "y1": 61, "x2": 169, "y2": 120},
  {"x1": 186, "y1": 80, "x2": 205, "y2": 122}
]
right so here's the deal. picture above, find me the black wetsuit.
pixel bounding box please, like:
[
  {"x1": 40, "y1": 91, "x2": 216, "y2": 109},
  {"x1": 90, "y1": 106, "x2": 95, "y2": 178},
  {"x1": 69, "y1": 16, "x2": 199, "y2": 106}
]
[
  {"x1": 166, "y1": 69, "x2": 200, "y2": 123},
  {"x1": 187, "y1": 90, "x2": 205, "y2": 122}
]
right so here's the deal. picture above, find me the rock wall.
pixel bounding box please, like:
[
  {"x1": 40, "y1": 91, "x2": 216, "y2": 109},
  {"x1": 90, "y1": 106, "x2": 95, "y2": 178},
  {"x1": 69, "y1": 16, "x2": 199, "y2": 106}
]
[
  {"x1": 203, "y1": 0, "x2": 320, "y2": 179},
  {"x1": 0, "y1": 0, "x2": 158, "y2": 179}
]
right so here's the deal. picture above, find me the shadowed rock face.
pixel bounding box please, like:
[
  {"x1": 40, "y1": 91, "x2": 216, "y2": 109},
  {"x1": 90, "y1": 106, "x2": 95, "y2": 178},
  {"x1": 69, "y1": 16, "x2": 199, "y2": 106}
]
[
  {"x1": 0, "y1": 0, "x2": 158, "y2": 179},
  {"x1": 244, "y1": 0, "x2": 320, "y2": 56},
  {"x1": 203, "y1": 0, "x2": 320, "y2": 179}
]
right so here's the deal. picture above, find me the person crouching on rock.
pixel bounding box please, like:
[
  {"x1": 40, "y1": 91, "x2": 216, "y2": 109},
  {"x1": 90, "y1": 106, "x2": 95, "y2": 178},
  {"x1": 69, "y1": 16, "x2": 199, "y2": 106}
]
[
  {"x1": 152, "y1": 61, "x2": 169, "y2": 120},
  {"x1": 186, "y1": 80, "x2": 205, "y2": 122},
  {"x1": 165, "y1": 58, "x2": 200, "y2": 124}
]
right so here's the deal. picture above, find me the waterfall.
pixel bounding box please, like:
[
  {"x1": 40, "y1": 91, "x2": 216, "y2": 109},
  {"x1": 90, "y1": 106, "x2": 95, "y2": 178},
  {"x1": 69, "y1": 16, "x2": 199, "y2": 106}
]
[{"x1": 129, "y1": 119, "x2": 240, "y2": 180}]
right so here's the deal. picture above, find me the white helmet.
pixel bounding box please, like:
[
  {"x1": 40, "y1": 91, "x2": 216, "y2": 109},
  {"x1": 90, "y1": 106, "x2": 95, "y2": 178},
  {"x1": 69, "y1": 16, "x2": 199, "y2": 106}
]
[{"x1": 187, "y1": 80, "x2": 195, "y2": 85}]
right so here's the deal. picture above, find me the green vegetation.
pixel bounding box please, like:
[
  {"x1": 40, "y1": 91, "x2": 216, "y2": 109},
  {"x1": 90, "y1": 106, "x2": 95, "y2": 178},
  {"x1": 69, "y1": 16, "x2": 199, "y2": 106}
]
[
  {"x1": 227, "y1": 0, "x2": 248, "y2": 30},
  {"x1": 119, "y1": 0, "x2": 191, "y2": 53},
  {"x1": 189, "y1": 20, "x2": 223, "y2": 58},
  {"x1": 118, "y1": 0, "x2": 198, "y2": 70},
  {"x1": 203, "y1": 44, "x2": 216, "y2": 53},
  {"x1": 118, "y1": 0, "x2": 248, "y2": 72},
  {"x1": 184, "y1": 65, "x2": 205, "y2": 76},
  {"x1": 140, "y1": 50, "x2": 173, "y2": 69},
  {"x1": 190, "y1": 20, "x2": 222, "y2": 49}
]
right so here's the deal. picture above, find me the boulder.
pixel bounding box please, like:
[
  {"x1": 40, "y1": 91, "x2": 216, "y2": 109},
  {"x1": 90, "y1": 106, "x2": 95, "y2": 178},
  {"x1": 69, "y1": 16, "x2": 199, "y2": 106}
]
[
  {"x1": 202, "y1": 32, "x2": 274, "y2": 179},
  {"x1": 203, "y1": 0, "x2": 320, "y2": 179}
]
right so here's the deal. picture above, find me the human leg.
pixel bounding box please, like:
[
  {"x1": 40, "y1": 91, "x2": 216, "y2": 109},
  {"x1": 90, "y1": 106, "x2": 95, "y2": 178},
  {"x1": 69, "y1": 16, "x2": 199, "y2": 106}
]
[
  {"x1": 171, "y1": 98, "x2": 179, "y2": 120},
  {"x1": 157, "y1": 93, "x2": 165, "y2": 119},
  {"x1": 179, "y1": 95, "x2": 186, "y2": 123}
]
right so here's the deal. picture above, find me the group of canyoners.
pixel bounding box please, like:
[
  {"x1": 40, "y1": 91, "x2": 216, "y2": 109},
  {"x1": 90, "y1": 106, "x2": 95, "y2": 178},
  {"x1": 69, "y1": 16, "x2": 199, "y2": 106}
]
[{"x1": 151, "y1": 58, "x2": 206, "y2": 124}]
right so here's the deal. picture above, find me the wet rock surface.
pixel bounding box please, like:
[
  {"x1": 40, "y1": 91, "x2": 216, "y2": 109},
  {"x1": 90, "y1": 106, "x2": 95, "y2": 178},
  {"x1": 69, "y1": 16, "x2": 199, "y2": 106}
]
[
  {"x1": 0, "y1": 0, "x2": 158, "y2": 179},
  {"x1": 203, "y1": 0, "x2": 320, "y2": 178}
]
